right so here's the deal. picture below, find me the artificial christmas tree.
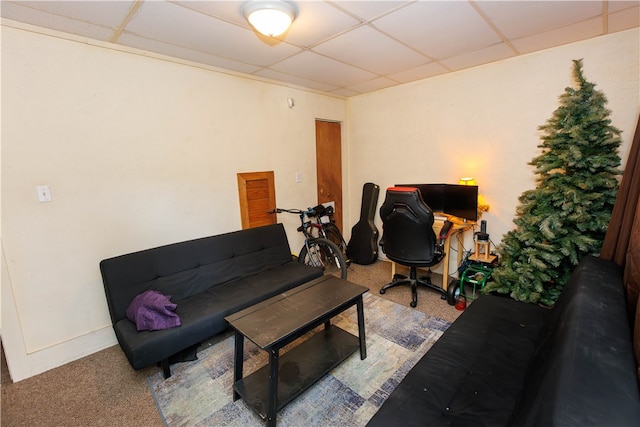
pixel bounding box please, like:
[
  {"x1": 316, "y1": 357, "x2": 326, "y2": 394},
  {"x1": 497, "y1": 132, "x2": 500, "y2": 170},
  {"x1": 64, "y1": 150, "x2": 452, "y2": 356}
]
[{"x1": 484, "y1": 59, "x2": 622, "y2": 306}]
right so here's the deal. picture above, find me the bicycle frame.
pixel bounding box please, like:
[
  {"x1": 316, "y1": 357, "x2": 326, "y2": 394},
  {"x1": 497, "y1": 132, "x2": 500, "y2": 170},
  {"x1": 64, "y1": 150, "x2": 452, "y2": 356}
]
[{"x1": 270, "y1": 207, "x2": 348, "y2": 278}]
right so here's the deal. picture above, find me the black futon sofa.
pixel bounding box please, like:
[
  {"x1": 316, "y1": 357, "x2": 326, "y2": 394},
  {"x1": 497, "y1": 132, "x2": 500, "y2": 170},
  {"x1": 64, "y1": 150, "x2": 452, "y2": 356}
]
[
  {"x1": 100, "y1": 223, "x2": 322, "y2": 378},
  {"x1": 368, "y1": 255, "x2": 640, "y2": 426}
]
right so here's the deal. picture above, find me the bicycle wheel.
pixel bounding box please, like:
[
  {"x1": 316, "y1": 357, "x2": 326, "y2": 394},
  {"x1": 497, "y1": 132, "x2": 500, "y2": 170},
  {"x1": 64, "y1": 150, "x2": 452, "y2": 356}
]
[
  {"x1": 298, "y1": 237, "x2": 348, "y2": 279},
  {"x1": 323, "y1": 223, "x2": 350, "y2": 266}
]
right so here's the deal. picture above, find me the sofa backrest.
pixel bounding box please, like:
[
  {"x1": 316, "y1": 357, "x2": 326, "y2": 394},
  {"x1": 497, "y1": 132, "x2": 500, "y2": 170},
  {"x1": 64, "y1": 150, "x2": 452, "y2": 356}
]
[
  {"x1": 509, "y1": 255, "x2": 640, "y2": 426},
  {"x1": 100, "y1": 223, "x2": 293, "y2": 323}
]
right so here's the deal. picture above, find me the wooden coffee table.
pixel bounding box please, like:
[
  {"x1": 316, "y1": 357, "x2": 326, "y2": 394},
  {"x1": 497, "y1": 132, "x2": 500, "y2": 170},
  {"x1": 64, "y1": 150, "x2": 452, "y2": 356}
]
[{"x1": 225, "y1": 275, "x2": 369, "y2": 426}]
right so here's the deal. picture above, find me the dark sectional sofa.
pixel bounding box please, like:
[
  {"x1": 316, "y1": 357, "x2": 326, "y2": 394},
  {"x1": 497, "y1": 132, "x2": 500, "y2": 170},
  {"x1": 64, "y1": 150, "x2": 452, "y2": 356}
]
[
  {"x1": 100, "y1": 223, "x2": 322, "y2": 378},
  {"x1": 367, "y1": 254, "x2": 640, "y2": 426}
]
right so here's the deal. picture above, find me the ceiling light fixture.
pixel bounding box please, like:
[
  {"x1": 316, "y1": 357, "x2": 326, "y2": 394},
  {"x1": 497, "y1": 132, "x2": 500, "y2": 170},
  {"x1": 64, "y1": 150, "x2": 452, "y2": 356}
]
[{"x1": 243, "y1": 0, "x2": 295, "y2": 37}]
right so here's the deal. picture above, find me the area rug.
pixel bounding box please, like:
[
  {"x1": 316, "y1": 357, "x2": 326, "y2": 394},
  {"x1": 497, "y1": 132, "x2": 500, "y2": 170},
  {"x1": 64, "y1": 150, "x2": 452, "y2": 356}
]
[{"x1": 147, "y1": 292, "x2": 451, "y2": 426}]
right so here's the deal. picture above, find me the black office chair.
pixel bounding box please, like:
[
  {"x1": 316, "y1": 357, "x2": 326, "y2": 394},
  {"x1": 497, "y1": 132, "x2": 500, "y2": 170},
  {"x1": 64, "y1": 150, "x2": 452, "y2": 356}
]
[{"x1": 379, "y1": 187, "x2": 453, "y2": 307}]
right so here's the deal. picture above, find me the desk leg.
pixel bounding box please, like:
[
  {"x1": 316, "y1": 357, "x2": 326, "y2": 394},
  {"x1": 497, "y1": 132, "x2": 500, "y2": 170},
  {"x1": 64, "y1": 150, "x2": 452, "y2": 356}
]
[
  {"x1": 456, "y1": 232, "x2": 464, "y2": 279},
  {"x1": 232, "y1": 330, "x2": 244, "y2": 401},
  {"x1": 442, "y1": 235, "x2": 452, "y2": 291},
  {"x1": 267, "y1": 349, "x2": 279, "y2": 427},
  {"x1": 441, "y1": 229, "x2": 465, "y2": 291},
  {"x1": 356, "y1": 296, "x2": 367, "y2": 360}
]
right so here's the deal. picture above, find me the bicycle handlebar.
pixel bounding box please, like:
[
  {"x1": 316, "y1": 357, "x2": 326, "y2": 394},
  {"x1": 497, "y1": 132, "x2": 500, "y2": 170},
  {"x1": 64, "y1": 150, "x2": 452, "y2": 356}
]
[
  {"x1": 270, "y1": 205, "x2": 335, "y2": 218},
  {"x1": 269, "y1": 208, "x2": 304, "y2": 215}
]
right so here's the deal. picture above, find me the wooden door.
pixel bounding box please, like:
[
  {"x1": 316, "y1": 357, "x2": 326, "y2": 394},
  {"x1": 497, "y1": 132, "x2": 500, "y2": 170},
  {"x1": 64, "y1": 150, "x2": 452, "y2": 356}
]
[
  {"x1": 315, "y1": 120, "x2": 343, "y2": 232},
  {"x1": 237, "y1": 171, "x2": 276, "y2": 229}
]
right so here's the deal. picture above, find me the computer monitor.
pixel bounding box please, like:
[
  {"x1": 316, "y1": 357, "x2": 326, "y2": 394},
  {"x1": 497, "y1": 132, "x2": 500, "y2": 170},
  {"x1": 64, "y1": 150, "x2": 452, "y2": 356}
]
[{"x1": 395, "y1": 183, "x2": 478, "y2": 221}]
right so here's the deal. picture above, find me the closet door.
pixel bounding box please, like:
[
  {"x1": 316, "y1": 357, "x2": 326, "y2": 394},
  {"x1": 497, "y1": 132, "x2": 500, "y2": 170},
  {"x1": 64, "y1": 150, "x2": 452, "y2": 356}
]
[{"x1": 315, "y1": 120, "x2": 343, "y2": 232}]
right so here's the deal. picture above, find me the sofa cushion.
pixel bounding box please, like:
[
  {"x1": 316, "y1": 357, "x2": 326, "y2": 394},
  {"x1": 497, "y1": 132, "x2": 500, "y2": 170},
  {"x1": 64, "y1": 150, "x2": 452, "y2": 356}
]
[
  {"x1": 510, "y1": 255, "x2": 640, "y2": 427},
  {"x1": 367, "y1": 294, "x2": 548, "y2": 427},
  {"x1": 113, "y1": 261, "x2": 321, "y2": 369}
]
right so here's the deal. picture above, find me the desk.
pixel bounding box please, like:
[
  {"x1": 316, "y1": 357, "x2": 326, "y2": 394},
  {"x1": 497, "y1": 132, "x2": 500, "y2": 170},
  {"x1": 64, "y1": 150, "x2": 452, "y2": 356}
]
[{"x1": 390, "y1": 217, "x2": 474, "y2": 291}]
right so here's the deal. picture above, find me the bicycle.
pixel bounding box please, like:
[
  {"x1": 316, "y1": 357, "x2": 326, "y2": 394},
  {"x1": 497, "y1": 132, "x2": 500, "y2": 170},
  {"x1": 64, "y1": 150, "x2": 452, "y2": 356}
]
[
  {"x1": 305, "y1": 204, "x2": 350, "y2": 264},
  {"x1": 270, "y1": 207, "x2": 348, "y2": 279}
]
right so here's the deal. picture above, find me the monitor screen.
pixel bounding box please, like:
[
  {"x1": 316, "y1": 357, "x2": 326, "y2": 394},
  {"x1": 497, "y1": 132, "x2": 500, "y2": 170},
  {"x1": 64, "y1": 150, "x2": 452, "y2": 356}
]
[
  {"x1": 443, "y1": 184, "x2": 478, "y2": 221},
  {"x1": 395, "y1": 183, "x2": 478, "y2": 221}
]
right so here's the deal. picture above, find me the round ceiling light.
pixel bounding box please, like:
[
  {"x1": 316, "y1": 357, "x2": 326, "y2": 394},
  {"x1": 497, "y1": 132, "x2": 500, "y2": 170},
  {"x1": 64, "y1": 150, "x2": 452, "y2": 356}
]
[{"x1": 243, "y1": 0, "x2": 295, "y2": 37}]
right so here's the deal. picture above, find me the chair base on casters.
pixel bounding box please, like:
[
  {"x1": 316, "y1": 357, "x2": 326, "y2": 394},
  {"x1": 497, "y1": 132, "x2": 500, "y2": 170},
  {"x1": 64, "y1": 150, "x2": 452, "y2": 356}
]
[{"x1": 379, "y1": 266, "x2": 446, "y2": 308}]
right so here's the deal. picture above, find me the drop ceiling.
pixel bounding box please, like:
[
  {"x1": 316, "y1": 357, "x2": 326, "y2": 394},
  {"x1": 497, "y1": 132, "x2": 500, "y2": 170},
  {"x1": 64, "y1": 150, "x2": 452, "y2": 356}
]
[{"x1": 2, "y1": 1, "x2": 639, "y2": 97}]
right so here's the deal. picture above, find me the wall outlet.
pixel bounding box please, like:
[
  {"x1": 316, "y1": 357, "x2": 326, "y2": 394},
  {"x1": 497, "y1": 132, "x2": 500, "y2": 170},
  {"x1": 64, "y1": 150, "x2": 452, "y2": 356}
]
[{"x1": 36, "y1": 185, "x2": 52, "y2": 202}]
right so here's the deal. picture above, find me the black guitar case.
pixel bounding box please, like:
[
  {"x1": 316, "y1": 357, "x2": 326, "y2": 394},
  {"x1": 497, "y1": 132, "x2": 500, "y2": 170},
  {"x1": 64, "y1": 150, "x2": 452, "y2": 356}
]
[{"x1": 347, "y1": 183, "x2": 380, "y2": 265}]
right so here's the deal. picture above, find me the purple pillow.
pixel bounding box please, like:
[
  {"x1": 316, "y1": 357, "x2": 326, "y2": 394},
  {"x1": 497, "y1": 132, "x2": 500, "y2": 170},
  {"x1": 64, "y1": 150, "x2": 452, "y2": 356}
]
[{"x1": 126, "y1": 290, "x2": 181, "y2": 331}]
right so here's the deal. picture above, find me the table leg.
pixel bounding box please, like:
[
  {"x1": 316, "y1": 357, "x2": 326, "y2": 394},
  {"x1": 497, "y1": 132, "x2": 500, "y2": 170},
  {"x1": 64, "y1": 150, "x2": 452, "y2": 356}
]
[
  {"x1": 356, "y1": 296, "x2": 367, "y2": 360},
  {"x1": 267, "y1": 349, "x2": 279, "y2": 427},
  {"x1": 233, "y1": 330, "x2": 244, "y2": 401}
]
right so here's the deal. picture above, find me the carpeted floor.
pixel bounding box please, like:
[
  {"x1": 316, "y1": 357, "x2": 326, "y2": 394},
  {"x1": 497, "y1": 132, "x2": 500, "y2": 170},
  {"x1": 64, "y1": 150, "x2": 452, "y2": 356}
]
[{"x1": 1, "y1": 260, "x2": 463, "y2": 426}]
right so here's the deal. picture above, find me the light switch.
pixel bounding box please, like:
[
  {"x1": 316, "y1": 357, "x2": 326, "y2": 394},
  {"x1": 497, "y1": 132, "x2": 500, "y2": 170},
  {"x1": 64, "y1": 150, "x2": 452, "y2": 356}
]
[
  {"x1": 36, "y1": 185, "x2": 52, "y2": 202},
  {"x1": 295, "y1": 172, "x2": 302, "y2": 183}
]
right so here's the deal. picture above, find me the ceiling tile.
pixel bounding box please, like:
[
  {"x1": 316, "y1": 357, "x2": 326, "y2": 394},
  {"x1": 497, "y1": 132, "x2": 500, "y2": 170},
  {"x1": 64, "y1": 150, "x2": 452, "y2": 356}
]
[
  {"x1": 388, "y1": 61, "x2": 450, "y2": 83},
  {"x1": 182, "y1": 0, "x2": 362, "y2": 48},
  {"x1": 330, "y1": 87, "x2": 361, "y2": 97},
  {"x1": 608, "y1": 5, "x2": 640, "y2": 32},
  {"x1": 608, "y1": 1, "x2": 640, "y2": 13},
  {"x1": 476, "y1": 1, "x2": 603, "y2": 39},
  {"x1": 344, "y1": 76, "x2": 399, "y2": 94},
  {"x1": 124, "y1": 0, "x2": 301, "y2": 67},
  {"x1": 6, "y1": 0, "x2": 135, "y2": 28},
  {"x1": 177, "y1": 1, "x2": 249, "y2": 27},
  {"x1": 372, "y1": 1, "x2": 502, "y2": 59},
  {"x1": 117, "y1": 32, "x2": 262, "y2": 74},
  {"x1": 329, "y1": 1, "x2": 412, "y2": 21},
  {"x1": 254, "y1": 68, "x2": 340, "y2": 93},
  {"x1": 275, "y1": 1, "x2": 362, "y2": 48},
  {"x1": 313, "y1": 25, "x2": 429, "y2": 75},
  {"x1": 270, "y1": 51, "x2": 377, "y2": 87},
  {"x1": 440, "y1": 42, "x2": 515, "y2": 71},
  {"x1": 1, "y1": 1, "x2": 118, "y2": 41},
  {"x1": 511, "y1": 17, "x2": 603, "y2": 54}
]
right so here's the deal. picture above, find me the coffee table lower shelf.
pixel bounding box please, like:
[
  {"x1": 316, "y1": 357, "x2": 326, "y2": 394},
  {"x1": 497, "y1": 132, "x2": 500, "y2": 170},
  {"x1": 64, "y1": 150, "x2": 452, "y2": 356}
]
[{"x1": 233, "y1": 326, "x2": 359, "y2": 420}]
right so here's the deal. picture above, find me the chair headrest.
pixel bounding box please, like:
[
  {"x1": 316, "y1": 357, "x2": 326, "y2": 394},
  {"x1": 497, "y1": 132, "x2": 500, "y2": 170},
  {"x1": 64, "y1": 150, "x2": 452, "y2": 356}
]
[
  {"x1": 381, "y1": 186, "x2": 432, "y2": 221},
  {"x1": 387, "y1": 186, "x2": 419, "y2": 193}
]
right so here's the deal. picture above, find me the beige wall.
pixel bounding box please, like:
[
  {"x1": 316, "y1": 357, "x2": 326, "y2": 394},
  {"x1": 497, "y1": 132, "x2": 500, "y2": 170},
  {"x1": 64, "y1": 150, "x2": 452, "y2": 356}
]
[
  {"x1": 347, "y1": 28, "x2": 640, "y2": 273},
  {"x1": 2, "y1": 23, "x2": 638, "y2": 381},
  {"x1": 1, "y1": 25, "x2": 346, "y2": 380}
]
